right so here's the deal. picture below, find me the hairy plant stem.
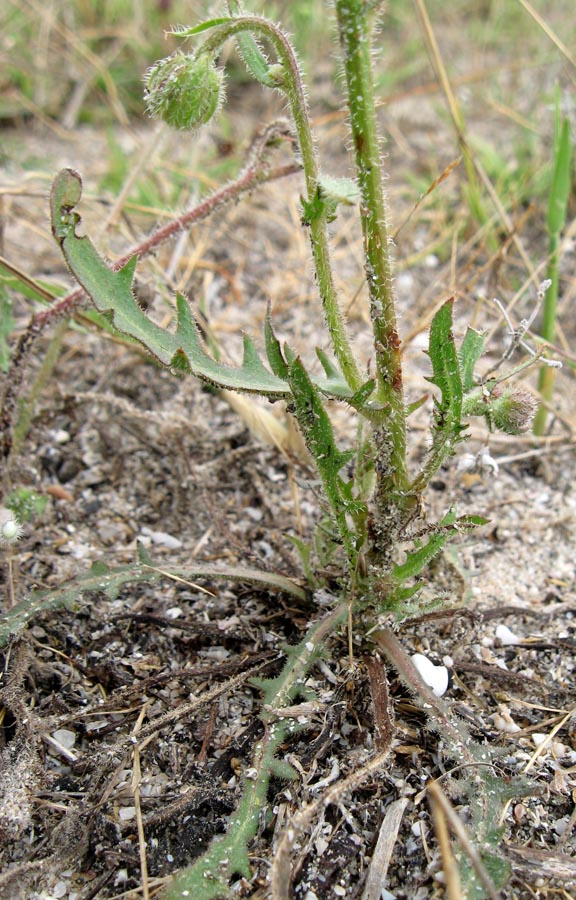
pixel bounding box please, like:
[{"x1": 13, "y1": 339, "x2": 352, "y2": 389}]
[
  {"x1": 335, "y1": 1, "x2": 407, "y2": 494},
  {"x1": 198, "y1": 15, "x2": 363, "y2": 394},
  {"x1": 164, "y1": 602, "x2": 348, "y2": 900}
]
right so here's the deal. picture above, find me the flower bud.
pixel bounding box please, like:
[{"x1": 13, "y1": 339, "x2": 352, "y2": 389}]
[
  {"x1": 144, "y1": 52, "x2": 224, "y2": 130},
  {"x1": 0, "y1": 508, "x2": 24, "y2": 545},
  {"x1": 490, "y1": 385, "x2": 538, "y2": 435}
]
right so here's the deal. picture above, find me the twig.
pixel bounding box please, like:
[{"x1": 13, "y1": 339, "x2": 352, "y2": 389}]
[{"x1": 427, "y1": 782, "x2": 461, "y2": 900}]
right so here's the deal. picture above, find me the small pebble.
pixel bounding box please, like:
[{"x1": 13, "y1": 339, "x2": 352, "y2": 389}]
[
  {"x1": 51, "y1": 729, "x2": 76, "y2": 750},
  {"x1": 411, "y1": 653, "x2": 449, "y2": 697}
]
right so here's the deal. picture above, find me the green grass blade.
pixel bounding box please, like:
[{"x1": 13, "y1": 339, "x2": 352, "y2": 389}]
[{"x1": 547, "y1": 117, "x2": 571, "y2": 237}]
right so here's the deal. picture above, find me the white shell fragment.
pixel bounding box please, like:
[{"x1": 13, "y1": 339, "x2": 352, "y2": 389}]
[
  {"x1": 495, "y1": 624, "x2": 521, "y2": 646},
  {"x1": 411, "y1": 653, "x2": 449, "y2": 697}
]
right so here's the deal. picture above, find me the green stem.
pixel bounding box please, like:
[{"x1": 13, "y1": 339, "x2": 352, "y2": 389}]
[
  {"x1": 199, "y1": 15, "x2": 363, "y2": 392},
  {"x1": 334, "y1": 0, "x2": 407, "y2": 492},
  {"x1": 533, "y1": 234, "x2": 560, "y2": 435}
]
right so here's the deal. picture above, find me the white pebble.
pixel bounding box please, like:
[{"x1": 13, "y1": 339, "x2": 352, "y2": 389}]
[
  {"x1": 140, "y1": 527, "x2": 182, "y2": 549},
  {"x1": 119, "y1": 807, "x2": 136, "y2": 821},
  {"x1": 51, "y1": 729, "x2": 76, "y2": 749},
  {"x1": 411, "y1": 653, "x2": 449, "y2": 697}
]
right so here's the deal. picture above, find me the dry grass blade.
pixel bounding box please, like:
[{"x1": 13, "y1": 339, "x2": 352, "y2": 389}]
[
  {"x1": 223, "y1": 390, "x2": 310, "y2": 461},
  {"x1": 270, "y1": 747, "x2": 394, "y2": 900},
  {"x1": 131, "y1": 706, "x2": 150, "y2": 900},
  {"x1": 361, "y1": 798, "x2": 408, "y2": 900},
  {"x1": 427, "y1": 781, "x2": 462, "y2": 900},
  {"x1": 19, "y1": 0, "x2": 129, "y2": 125},
  {"x1": 427, "y1": 781, "x2": 502, "y2": 900},
  {"x1": 393, "y1": 156, "x2": 461, "y2": 241},
  {"x1": 414, "y1": 0, "x2": 540, "y2": 291},
  {"x1": 517, "y1": 0, "x2": 576, "y2": 68}
]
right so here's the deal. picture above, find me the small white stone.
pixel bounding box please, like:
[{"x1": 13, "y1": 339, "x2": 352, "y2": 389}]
[
  {"x1": 165, "y1": 607, "x2": 184, "y2": 619},
  {"x1": 119, "y1": 807, "x2": 136, "y2": 821},
  {"x1": 411, "y1": 653, "x2": 449, "y2": 697},
  {"x1": 52, "y1": 729, "x2": 76, "y2": 749},
  {"x1": 140, "y1": 526, "x2": 182, "y2": 549},
  {"x1": 52, "y1": 429, "x2": 71, "y2": 444}
]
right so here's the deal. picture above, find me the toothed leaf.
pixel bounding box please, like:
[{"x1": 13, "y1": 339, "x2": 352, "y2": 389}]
[
  {"x1": 264, "y1": 309, "x2": 289, "y2": 379},
  {"x1": 0, "y1": 549, "x2": 305, "y2": 647},
  {"x1": 50, "y1": 169, "x2": 289, "y2": 397}
]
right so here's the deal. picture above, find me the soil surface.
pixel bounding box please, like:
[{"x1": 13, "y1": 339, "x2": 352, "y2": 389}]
[{"x1": 1, "y1": 30, "x2": 576, "y2": 900}]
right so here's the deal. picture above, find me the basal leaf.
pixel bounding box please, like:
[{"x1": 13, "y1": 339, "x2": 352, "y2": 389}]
[
  {"x1": 287, "y1": 358, "x2": 359, "y2": 553},
  {"x1": 50, "y1": 170, "x2": 360, "y2": 403},
  {"x1": 0, "y1": 550, "x2": 306, "y2": 647}
]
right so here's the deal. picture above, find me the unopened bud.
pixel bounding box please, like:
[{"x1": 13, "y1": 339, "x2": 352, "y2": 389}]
[
  {"x1": 489, "y1": 385, "x2": 537, "y2": 435},
  {"x1": 144, "y1": 52, "x2": 224, "y2": 130},
  {"x1": 0, "y1": 508, "x2": 24, "y2": 545}
]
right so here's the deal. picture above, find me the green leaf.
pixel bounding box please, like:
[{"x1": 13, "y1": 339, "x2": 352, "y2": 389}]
[
  {"x1": 0, "y1": 551, "x2": 306, "y2": 647},
  {"x1": 319, "y1": 175, "x2": 360, "y2": 207},
  {"x1": 428, "y1": 300, "x2": 463, "y2": 424},
  {"x1": 226, "y1": 0, "x2": 281, "y2": 88},
  {"x1": 170, "y1": 19, "x2": 234, "y2": 38},
  {"x1": 50, "y1": 170, "x2": 360, "y2": 403},
  {"x1": 412, "y1": 300, "x2": 466, "y2": 491},
  {"x1": 50, "y1": 169, "x2": 289, "y2": 397},
  {"x1": 458, "y1": 326, "x2": 486, "y2": 393},
  {"x1": 301, "y1": 175, "x2": 360, "y2": 225},
  {"x1": 264, "y1": 310, "x2": 290, "y2": 379},
  {"x1": 392, "y1": 510, "x2": 487, "y2": 585},
  {"x1": 392, "y1": 509, "x2": 456, "y2": 583},
  {"x1": 287, "y1": 358, "x2": 359, "y2": 557}
]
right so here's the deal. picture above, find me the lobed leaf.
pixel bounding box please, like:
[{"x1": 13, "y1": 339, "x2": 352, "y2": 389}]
[
  {"x1": 50, "y1": 170, "x2": 363, "y2": 403},
  {"x1": 0, "y1": 550, "x2": 306, "y2": 647}
]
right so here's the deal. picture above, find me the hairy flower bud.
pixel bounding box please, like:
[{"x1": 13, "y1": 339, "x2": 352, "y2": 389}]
[
  {"x1": 144, "y1": 53, "x2": 224, "y2": 130},
  {"x1": 489, "y1": 386, "x2": 538, "y2": 435},
  {"x1": 0, "y1": 508, "x2": 24, "y2": 545}
]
